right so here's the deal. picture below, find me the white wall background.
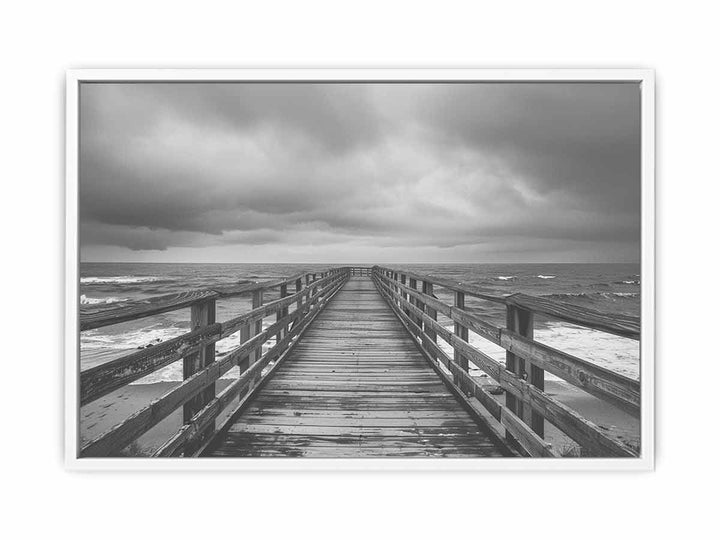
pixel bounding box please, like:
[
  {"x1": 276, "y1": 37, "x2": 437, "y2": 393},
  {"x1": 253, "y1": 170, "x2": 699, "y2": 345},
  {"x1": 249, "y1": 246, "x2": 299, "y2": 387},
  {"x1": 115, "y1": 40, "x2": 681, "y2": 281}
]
[{"x1": 1, "y1": 1, "x2": 717, "y2": 538}]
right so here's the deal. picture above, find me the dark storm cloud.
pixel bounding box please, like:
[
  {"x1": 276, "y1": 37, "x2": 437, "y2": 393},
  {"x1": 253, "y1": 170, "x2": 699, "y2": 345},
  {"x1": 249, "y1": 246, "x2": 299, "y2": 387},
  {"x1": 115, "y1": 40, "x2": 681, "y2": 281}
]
[
  {"x1": 419, "y1": 83, "x2": 640, "y2": 212},
  {"x1": 79, "y1": 81, "x2": 641, "y2": 262}
]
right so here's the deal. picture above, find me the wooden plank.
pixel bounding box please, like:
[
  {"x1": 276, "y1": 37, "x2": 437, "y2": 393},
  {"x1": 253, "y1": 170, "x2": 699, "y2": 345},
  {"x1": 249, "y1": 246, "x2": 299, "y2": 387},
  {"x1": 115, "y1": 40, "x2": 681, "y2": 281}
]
[
  {"x1": 219, "y1": 272, "x2": 339, "y2": 337},
  {"x1": 454, "y1": 291, "x2": 469, "y2": 386},
  {"x1": 376, "y1": 267, "x2": 640, "y2": 340},
  {"x1": 80, "y1": 270, "x2": 342, "y2": 331},
  {"x1": 182, "y1": 299, "x2": 216, "y2": 454},
  {"x1": 200, "y1": 275, "x2": 347, "y2": 454},
  {"x1": 251, "y1": 289, "x2": 263, "y2": 383},
  {"x1": 81, "y1": 283, "x2": 344, "y2": 457},
  {"x1": 378, "y1": 273, "x2": 640, "y2": 419},
  {"x1": 375, "y1": 281, "x2": 529, "y2": 457},
  {"x1": 206, "y1": 276, "x2": 511, "y2": 458},
  {"x1": 210, "y1": 273, "x2": 304, "y2": 298},
  {"x1": 79, "y1": 322, "x2": 222, "y2": 405},
  {"x1": 499, "y1": 407, "x2": 557, "y2": 458},
  {"x1": 79, "y1": 273, "x2": 345, "y2": 406},
  {"x1": 80, "y1": 326, "x2": 274, "y2": 457},
  {"x1": 506, "y1": 293, "x2": 640, "y2": 340},
  {"x1": 375, "y1": 266, "x2": 507, "y2": 303},
  {"x1": 500, "y1": 329, "x2": 640, "y2": 416},
  {"x1": 380, "y1": 278, "x2": 636, "y2": 457},
  {"x1": 79, "y1": 290, "x2": 219, "y2": 331},
  {"x1": 376, "y1": 272, "x2": 501, "y2": 345},
  {"x1": 505, "y1": 305, "x2": 531, "y2": 438}
]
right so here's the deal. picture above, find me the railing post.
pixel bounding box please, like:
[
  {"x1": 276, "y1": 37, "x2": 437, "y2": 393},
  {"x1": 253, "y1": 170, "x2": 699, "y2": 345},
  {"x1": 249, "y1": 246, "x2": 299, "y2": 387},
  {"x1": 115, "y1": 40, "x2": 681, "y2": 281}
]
[
  {"x1": 251, "y1": 290, "x2": 263, "y2": 382},
  {"x1": 453, "y1": 291, "x2": 469, "y2": 385},
  {"x1": 295, "y1": 278, "x2": 303, "y2": 316},
  {"x1": 506, "y1": 305, "x2": 544, "y2": 439},
  {"x1": 182, "y1": 299, "x2": 216, "y2": 455},
  {"x1": 422, "y1": 281, "x2": 437, "y2": 359},
  {"x1": 276, "y1": 283, "x2": 288, "y2": 342},
  {"x1": 400, "y1": 274, "x2": 408, "y2": 317},
  {"x1": 408, "y1": 277, "x2": 420, "y2": 329}
]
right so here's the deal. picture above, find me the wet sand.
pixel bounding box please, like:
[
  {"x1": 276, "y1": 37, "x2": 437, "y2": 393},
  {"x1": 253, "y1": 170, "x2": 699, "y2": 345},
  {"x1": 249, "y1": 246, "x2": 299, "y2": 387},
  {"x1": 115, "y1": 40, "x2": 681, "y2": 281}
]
[
  {"x1": 543, "y1": 380, "x2": 640, "y2": 455},
  {"x1": 80, "y1": 379, "x2": 234, "y2": 456}
]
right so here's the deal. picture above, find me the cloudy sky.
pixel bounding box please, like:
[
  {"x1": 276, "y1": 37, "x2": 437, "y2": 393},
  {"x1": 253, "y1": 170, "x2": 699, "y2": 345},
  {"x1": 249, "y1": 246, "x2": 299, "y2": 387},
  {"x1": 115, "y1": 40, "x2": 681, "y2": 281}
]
[{"x1": 79, "y1": 82, "x2": 640, "y2": 263}]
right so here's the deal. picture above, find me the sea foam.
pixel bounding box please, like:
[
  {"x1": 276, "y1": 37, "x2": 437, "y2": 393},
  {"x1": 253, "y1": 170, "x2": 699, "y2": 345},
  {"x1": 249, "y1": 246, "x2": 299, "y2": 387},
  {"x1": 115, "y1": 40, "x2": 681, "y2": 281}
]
[
  {"x1": 80, "y1": 294, "x2": 127, "y2": 305},
  {"x1": 81, "y1": 276, "x2": 165, "y2": 285}
]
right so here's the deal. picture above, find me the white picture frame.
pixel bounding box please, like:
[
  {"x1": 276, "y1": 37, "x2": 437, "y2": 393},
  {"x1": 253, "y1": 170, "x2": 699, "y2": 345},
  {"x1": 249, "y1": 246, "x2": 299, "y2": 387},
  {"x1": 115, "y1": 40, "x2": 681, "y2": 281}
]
[{"x1": 65, "y1": 68, "x2": 655, "y2": 471}]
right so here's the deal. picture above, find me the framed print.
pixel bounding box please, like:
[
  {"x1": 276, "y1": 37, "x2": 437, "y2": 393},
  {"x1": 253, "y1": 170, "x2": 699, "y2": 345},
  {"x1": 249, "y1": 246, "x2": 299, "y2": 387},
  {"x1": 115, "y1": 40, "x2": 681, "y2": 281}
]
[{"x1": 65, "y1": 69, "x2": 654, "y2": 470}]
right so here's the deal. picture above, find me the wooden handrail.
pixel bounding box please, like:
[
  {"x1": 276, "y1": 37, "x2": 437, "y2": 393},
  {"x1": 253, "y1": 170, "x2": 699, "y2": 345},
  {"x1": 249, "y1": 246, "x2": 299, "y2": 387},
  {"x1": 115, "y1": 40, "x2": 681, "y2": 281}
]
[
  {"x1": 372, "y1": 267, "x2": 639, "y2": 457},
  {"x1": 79, "y1": 267, "x2": 346, "y2": 331},
  {"x1": 79, "y1": 269, "x2": 349, "y2": 457},
  {"x1": 374, "y1": 265, "x2": 640, "y2": 339},
  {"x1": 80, "y1": 271, "x2": 346, "y2": 405}
]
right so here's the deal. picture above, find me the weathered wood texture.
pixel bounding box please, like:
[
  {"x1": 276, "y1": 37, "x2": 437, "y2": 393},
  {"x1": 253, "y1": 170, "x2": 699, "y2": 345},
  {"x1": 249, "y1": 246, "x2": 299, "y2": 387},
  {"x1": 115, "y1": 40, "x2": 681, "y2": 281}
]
[
  {"x1": 506, "y1": 294, "x2": 640, "y2": 340},
  {"x1": 206, "y1": 277, "x2": 512, "y2": 458},
  {"x1": 79, "y1": 268, "x2": 346, "y2": 331},
  {"x1": 80, "y1": 272, "x2": 346, "y2": 406},
  {"x1": 373, "y1": 270, "x2": 638, "y2": 457},
  {"x1": 80, "y1": 272, "x2": 348, "y2": 457},
  {"x1": 374, "y1": 266, "x2": 640, "y2": 340},
  {"x1": 79, "y1": 290, "x2": 219, "y2": 331}
]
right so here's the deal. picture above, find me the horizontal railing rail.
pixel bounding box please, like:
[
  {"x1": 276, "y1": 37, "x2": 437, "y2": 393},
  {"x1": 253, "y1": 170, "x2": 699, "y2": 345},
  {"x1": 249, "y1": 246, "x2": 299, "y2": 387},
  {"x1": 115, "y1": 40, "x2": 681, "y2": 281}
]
[
  {"x1": 79, "y1": 268, "x2": 347, "y2": 331},
  {"x1": 372, "y1": 265, "x2": 640, "y2": 458},
  {"x1": 376, "y1": 267, "x2": 640, "y2": 340},
  {"x1": 79, "y1": 267, "x2": 350, "y2": 457}
]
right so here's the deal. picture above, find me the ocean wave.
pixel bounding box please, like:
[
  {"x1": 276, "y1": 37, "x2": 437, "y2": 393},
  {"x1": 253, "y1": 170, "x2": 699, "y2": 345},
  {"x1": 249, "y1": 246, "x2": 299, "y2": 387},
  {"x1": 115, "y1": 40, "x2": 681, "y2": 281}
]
[
  {"x1": 81, "y1": 275, "x2": 168, "y2": 285},
  {"x1": 496, "y1": 276, "x2": 516, "y2": 281},
  {"x1": 81, "y1": 319, "x2": 276, "y2": 384},
  {"x1": 537, "y1": 275, "x2": 556, "y2": 279},
  {"x1": 436, "y1": 321, "x2": 639, "y2": 382},
  {"x1": 544, "y1": 292, "x2": 639, "y2": 300},
  {"x1": 81, "y1": 325, "x2": 185, "y2": 351},
  {"x1": 80, "y1": 294, "x2": 127, "y2": 305}
]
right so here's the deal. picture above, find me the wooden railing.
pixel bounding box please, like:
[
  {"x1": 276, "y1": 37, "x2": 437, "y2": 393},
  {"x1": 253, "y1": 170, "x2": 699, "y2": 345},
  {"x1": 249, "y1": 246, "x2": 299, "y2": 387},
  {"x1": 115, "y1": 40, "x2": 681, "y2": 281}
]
[
  {"x1": 349, "y1": 267, "x2": 372, "y2": 277},
  {"x1": 372, "y1": 266, "x2": 641, "y2": 458},
  {"x1": 79, "y1": 267, "x2": 350, "y2": 457}
]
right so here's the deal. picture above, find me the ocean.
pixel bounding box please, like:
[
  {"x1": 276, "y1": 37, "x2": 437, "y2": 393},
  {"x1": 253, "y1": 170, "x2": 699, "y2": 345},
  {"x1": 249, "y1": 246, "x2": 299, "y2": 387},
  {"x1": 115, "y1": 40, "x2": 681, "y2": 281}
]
[{"x1": 79, "y1": 263, "x2": 641, "y2": 385}]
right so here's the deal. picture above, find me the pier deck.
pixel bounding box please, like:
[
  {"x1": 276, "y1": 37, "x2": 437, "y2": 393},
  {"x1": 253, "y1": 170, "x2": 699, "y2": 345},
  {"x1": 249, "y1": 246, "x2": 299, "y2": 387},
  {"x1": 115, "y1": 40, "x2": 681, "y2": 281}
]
[
  {"x1": 205, "y1": 278, "x2": 508, "y2": 457},
  {"x1": 79, "y1": 266, "x2": 641, "y2": 459}
]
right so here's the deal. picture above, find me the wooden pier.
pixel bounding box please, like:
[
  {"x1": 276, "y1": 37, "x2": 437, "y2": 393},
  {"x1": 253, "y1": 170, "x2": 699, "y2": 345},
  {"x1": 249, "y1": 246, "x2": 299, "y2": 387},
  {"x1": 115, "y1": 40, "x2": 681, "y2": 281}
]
[{"x1": 78, "y1": 266, "x2": 641, "y2": 458}]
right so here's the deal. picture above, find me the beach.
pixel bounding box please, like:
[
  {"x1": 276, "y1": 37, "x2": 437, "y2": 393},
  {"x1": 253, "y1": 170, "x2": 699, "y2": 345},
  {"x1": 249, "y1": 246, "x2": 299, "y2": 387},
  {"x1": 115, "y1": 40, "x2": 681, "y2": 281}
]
[{"x1": 81, "y1": 379, "x2": 236, "y2": 456}]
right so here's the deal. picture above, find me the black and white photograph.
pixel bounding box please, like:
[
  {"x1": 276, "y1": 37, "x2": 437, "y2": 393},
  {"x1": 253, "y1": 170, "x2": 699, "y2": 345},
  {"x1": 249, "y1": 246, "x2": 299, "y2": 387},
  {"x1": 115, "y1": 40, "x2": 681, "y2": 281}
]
[
  {"x1": 11, "y1": 2, "x2": 720, "y2": 538},
  {"x1": 68, "y1": 71, "x2": 653, "y2": 465}
]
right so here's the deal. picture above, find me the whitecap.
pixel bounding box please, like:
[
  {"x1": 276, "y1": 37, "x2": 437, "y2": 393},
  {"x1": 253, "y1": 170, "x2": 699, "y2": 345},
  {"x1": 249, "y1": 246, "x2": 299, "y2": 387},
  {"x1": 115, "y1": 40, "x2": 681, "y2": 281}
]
[
  {"x1": 537, "y1": 275, "x2": 556, "y2": 279},
  {"x1": 81, "y1": 276, "x2": 164, "y2": 285},
  {"x1": 80, "y1": 294, "x2": 127, "y2": 305},
  {"x1": 435, "y1": 321, "x2": 639, "y2": 382},
  {"x1": 496, "y1": 276, "x2": 516, "y2": 281}
]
